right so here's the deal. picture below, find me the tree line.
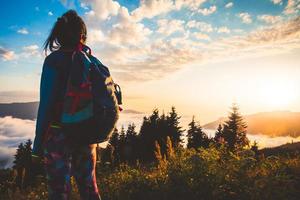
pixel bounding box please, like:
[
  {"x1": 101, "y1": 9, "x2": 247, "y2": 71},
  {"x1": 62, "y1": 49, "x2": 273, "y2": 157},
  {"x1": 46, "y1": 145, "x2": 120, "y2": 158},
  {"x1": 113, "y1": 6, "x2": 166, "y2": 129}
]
[
  {"x1": 100, "y1": 104, "x2": 250, "y2": 165},
  {"x1": 13, "y1": 104, "x2": 251, "y2": 188}
]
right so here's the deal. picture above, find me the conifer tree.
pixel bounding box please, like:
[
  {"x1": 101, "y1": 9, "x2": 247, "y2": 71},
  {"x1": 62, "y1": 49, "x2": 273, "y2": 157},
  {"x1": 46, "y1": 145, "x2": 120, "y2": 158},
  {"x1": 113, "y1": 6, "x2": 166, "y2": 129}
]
[
  {"x1": 109, "y1": 128, "x2": 120, "y2": 165},
  {"x1": 222, "y1": 104, "x2": 249, "y2": 151},
  {"x1": 187, "y1": 116, "x2": 209, "y2": 149},
  {"x1": 139, "y1": 109, "x2": 161, "y2": 162},
  {"x1": 13, "y1": 139, "x2": 33, "y2": 189},
  {"x1": 125, "y1": 123, "x2": 138, "y2": 163},
  {"x1": 214, "y1": 124, "x2": 224, "y2": 144},
  {"x1": 166, "y1": 106, "x2": 184, "y2": 147}
]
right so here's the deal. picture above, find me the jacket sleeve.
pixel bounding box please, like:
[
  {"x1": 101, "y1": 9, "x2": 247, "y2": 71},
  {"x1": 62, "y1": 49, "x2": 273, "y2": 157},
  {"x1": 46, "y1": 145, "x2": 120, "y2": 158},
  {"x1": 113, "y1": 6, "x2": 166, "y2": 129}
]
[{"x1": 32, "y1": 57, "x2": 60, "y2": 156}]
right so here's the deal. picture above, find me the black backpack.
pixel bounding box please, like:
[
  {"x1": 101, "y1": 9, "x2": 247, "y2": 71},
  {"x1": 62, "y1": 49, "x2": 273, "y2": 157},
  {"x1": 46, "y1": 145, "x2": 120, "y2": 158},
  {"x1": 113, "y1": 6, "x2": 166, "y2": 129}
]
[{"x1": 60, "y1": 44, "x2": 122, "y2": 145}]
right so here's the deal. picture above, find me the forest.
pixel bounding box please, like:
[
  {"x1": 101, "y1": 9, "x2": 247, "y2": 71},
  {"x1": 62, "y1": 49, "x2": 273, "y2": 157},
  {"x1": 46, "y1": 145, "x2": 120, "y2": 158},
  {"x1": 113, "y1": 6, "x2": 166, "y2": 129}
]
[{"x1": 0, "y1": 105, "x2": 299, "y2": 200}]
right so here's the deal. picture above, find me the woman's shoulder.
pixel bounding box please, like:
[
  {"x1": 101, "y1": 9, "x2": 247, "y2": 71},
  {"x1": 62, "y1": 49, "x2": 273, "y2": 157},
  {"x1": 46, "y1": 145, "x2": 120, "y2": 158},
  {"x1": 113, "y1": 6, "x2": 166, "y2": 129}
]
[{"x1": 43, "y1": 50, "x2": 70, "y2": 68}]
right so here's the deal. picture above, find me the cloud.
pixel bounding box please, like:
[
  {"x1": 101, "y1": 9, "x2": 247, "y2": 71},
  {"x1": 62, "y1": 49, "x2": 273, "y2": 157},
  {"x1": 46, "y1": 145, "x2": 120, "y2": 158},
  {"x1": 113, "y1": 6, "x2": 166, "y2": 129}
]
[
  {"x1": 198, "y1": 5, "x2": 217, "y2": 16},
  {"x1": 271, "y1": 0, "x2": 282, "y2": 4},
  {"x1": 217, "y1": 26, "x2": 231, "y2": 34},
  {"x1": 238, "y1": 12, "x2": 252, "y2": 24},
  {"x1": 48, "y1": 11, "x2": 53, "y2": 16},
  {"x1": 21, "y1": 44, "x2": 41, "y2": 58},
  {"x1": 0, "y1": 116, "x2": 35, "y2": 168},
  {"x1": 174, "y1": 0, "x2": 207, "y2": 11},
  {"x1": 107, "y1": 8, "x2": 152, "y2": 46},
  {"x1": 82, "y1": 0, "x2": 121, "y2": 20},
  {"x1": 258, "y1": 15, "x2": 282, "y2": 24},
  {"x1": 78, "y1": 0, "x2": 300, "y2": 83},
  {"x1": 0, "y1": 47, "x2": 16, "y2": 61},
  {"x1": 284, "y1": 0, "x2": 300, "y2": 15},
  {"x1": 17, "y1": 28, "x2": 29, "y2": 35},
  {"x1": 207, "y1": 16, "x2": 300, "y2": 62},
  {"x1": 131, "y1": 0, "x2": 174, "y2": 21},
  {"x1": 186, "y1": 20, "x2": 213, "y2": 32},
  {"x1": 157, "y1": 19, "x2": 185, "y2": 36},
  {"x1": 193, "y1": 32, "x2": 210, "y2": 40},
  {"x1": 225, "y1": 2, "x2": 233, "y2": 8}
]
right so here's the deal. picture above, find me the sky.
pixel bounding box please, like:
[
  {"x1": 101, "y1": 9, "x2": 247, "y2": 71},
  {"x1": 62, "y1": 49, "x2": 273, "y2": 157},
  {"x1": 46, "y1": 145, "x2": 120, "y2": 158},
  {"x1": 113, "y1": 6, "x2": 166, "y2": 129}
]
[
  {"x1": 0, "y1": 0, "x2": 300, "y2": 124},
  {"x1": 0, "y1": 0, "x2": 300, "y2": 168}
]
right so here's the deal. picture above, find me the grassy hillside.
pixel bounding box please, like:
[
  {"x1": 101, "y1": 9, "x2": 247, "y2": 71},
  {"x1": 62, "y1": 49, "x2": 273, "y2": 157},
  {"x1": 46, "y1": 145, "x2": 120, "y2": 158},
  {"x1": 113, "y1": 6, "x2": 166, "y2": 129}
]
[{"x1": 1, "y1": 146, "x2": 300, "y2": 200}]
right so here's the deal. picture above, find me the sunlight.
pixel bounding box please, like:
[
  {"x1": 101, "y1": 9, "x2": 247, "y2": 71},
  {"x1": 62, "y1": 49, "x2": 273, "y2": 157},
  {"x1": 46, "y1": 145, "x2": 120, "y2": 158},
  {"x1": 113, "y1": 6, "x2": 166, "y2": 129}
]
[{"x1": 258, "y1": 80, "x2": 297, "y2": 108}]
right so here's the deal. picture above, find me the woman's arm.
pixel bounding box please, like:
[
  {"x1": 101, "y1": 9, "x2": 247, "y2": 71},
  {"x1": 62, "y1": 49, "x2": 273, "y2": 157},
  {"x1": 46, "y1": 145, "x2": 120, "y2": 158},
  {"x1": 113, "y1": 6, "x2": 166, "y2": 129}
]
[{"x1": 32, "y1": 57, "x2": 60, "y2": 156}]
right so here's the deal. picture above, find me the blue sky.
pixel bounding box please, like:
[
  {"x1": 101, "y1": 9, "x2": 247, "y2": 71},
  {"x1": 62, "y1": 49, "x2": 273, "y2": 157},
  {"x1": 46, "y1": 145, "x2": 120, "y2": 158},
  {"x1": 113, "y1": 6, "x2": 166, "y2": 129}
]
[{"x1": 0, "y1": 0, "x2": 300, "y2": 123}]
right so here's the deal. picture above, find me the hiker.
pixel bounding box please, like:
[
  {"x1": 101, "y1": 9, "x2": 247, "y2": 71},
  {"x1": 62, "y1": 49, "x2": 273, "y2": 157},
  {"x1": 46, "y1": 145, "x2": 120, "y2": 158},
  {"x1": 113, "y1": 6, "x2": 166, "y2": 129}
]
[{"x1": 32, "y1": 10, "x2": 121, "y2": 200}]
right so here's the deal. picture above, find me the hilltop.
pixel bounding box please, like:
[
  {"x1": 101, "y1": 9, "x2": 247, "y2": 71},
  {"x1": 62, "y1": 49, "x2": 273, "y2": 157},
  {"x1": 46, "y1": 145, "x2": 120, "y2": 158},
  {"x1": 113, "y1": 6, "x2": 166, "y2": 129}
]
[{"x1": 203, "y1": 111, "x2": 300, "y2": 137}]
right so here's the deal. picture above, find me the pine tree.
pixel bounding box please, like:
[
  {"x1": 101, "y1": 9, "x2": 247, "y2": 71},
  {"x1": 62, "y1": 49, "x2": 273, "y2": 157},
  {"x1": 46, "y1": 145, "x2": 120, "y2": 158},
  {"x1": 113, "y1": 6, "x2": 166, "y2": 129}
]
[
  {"x1": 166, "y1": 106, "x2": 184, "y2": 148},
  {"x1": 139, "y1": 109, "x2": 161, "y2": 162},
  {"x1": 222, "y1": 104, "x2": 249, "y2": 151},
  {"x1": 214, "y1": 124, "x2": 224, "y2": 144},
  {"x1": 109, "y1": 128, "x2": 120, "y2": 165},
  {"x1": 125, "y1": 123, "x2": 138, "y2": 163},
  {"x1": 119, "y1": 126, "x2": 127, "y2": 163},
  {"x1": 187, "y1": 116, "x2": 209, "y2": 149},
  {"x1": 13, "y1": 139, "x2": 33, "y2": 189}
]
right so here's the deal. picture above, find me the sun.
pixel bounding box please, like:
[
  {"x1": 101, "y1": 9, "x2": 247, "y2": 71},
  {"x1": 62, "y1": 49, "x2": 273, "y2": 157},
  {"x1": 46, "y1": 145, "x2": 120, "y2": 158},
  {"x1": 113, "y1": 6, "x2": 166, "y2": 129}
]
[{"x1": 258, "y1": 80, "x2": 297, "y2": 108}]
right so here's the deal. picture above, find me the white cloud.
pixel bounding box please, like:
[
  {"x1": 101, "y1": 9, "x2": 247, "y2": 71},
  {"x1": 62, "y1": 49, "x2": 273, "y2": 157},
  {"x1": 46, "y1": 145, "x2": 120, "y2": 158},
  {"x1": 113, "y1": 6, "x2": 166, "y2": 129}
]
[
  {"x1": 284, "y1": 0, "x2": 300, "y2": 15},
  {"x1": 108, "y1": 7, "x2": 152, "y2": 46},
  {"x1": 258, "y1": 15, "x2": 282, "y2": 24},
  {"x1": 186, "y1": 20, "x2": 213, "y2": 32},
  {"x1": 17, "y1": 28, "x2": 29, "y2": 35},
  {"x1": 225, "y1": 2, "x2": 233, "y2": 8},
  {"x1": 131, "y1": 0, "x2": 174, "y2": 21},
  {"x1": 82, "y1": 0, "x2": 120, "y2": 20},
  {"x1": 79, "y1": 0, "x2": 300, "y2": 83},
  {"x1": 23, "y1": 45, "x2": 39, "y2": 51},
  {"x1": 48, "y1": 11, "x2": 53, "y2": 16},
  {"x1": 0, "y1": 116, "x2": 35, "y2": 168},
  {"x1": 80, "y1": 2, "x2": 89, "y2": 10},
  {"x1": 271, "y1": 0, "x2": 282, "y2": 5},
  {"x1": 193, "y1": 32, "x2": 210, "y2": 40},
  {"x1": 0, "y1": 47, "x2": 16, "y2": 61},
  {"x1": 198, "y1": 5, "x2": 217, "y2": 15},
  {"x1": 217, "y1": 26, "x2": 231, "y2": 33},
  {"x1": 238, "y1": 12, "x2": 252, "y2": 24},
  {"x1": 157, "y1": 19, "x2": 185, "y2": 36},
  {"x1": 174, "y1": 0, "x2": 207, "y2": 11},
  {"x1": 21, "y1": 45, "x2": 40, "y2": 58},
  {"x1": 87, "y1": 29, "x2": 105, "y2": 44}
]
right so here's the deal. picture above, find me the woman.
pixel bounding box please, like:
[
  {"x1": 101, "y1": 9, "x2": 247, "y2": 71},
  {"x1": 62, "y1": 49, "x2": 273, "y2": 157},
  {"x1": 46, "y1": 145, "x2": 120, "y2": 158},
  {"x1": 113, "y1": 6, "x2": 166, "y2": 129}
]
[{"x1": 32, "y1": 10, "x2": 101, "y2": 200}]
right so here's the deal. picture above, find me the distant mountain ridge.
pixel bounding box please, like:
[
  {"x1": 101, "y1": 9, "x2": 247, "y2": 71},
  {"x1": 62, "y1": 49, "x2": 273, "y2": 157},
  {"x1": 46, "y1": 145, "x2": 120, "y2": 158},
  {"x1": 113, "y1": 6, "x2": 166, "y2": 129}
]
[
  {"x1": 0, "y1": 101, "x2": 144, "y2": 120},
  {"x1": 0, "y1": 102, "x2": 39, "y2": 120},
  {"x1": 259, "y1": 141, "x2": 300, "y2": 156},
  {"x1": 203, "y1": 111, "x2": 300, "y2": 137}
]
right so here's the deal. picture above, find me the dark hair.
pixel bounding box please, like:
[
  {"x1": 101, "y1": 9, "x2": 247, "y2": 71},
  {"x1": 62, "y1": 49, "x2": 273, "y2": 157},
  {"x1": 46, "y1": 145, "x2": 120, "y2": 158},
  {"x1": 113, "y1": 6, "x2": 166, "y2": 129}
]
[{"x1": 43, "y1": 10, "x2": 87, "y2": 54}]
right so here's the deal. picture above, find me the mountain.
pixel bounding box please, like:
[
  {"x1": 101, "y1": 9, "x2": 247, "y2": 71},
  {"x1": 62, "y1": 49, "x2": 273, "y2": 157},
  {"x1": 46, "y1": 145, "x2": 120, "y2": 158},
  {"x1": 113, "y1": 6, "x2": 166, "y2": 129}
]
[
  {"x1": 0, "y1": 102, "x2": 39, "y2": 120},
  {"x1": 203, "y1": 111, "x2": 300, "y2": 137},
  {"x1": 259, "y1": 141, "x2": 300, "y2": 156},
  {"x1": 0, "y1": 101, "x2": 144, "y2": 120}
]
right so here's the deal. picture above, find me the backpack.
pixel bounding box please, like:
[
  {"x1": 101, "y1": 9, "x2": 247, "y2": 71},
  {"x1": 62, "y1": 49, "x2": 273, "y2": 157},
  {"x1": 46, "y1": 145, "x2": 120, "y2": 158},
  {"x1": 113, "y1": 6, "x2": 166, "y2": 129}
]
[{"x1": 60, "y1": 44, "x2": 122, "y2": 145}]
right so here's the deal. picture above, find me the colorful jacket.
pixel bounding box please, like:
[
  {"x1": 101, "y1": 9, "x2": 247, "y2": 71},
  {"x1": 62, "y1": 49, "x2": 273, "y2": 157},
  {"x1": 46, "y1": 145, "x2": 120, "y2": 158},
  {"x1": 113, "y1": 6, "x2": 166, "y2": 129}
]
[{"x1": 32, "y1": 50, "x2": 71, "y2": 156}]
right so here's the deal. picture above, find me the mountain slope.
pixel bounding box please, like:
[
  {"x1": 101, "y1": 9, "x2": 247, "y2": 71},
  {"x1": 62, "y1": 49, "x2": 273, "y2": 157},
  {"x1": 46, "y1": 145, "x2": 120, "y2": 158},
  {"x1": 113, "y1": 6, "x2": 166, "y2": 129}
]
[
  {"x1": 0, "y1": 102, "x2": 39, "y2": 120},
  {"x1": 203, "y1": 111, "x2": 300, "y2": 137}
]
